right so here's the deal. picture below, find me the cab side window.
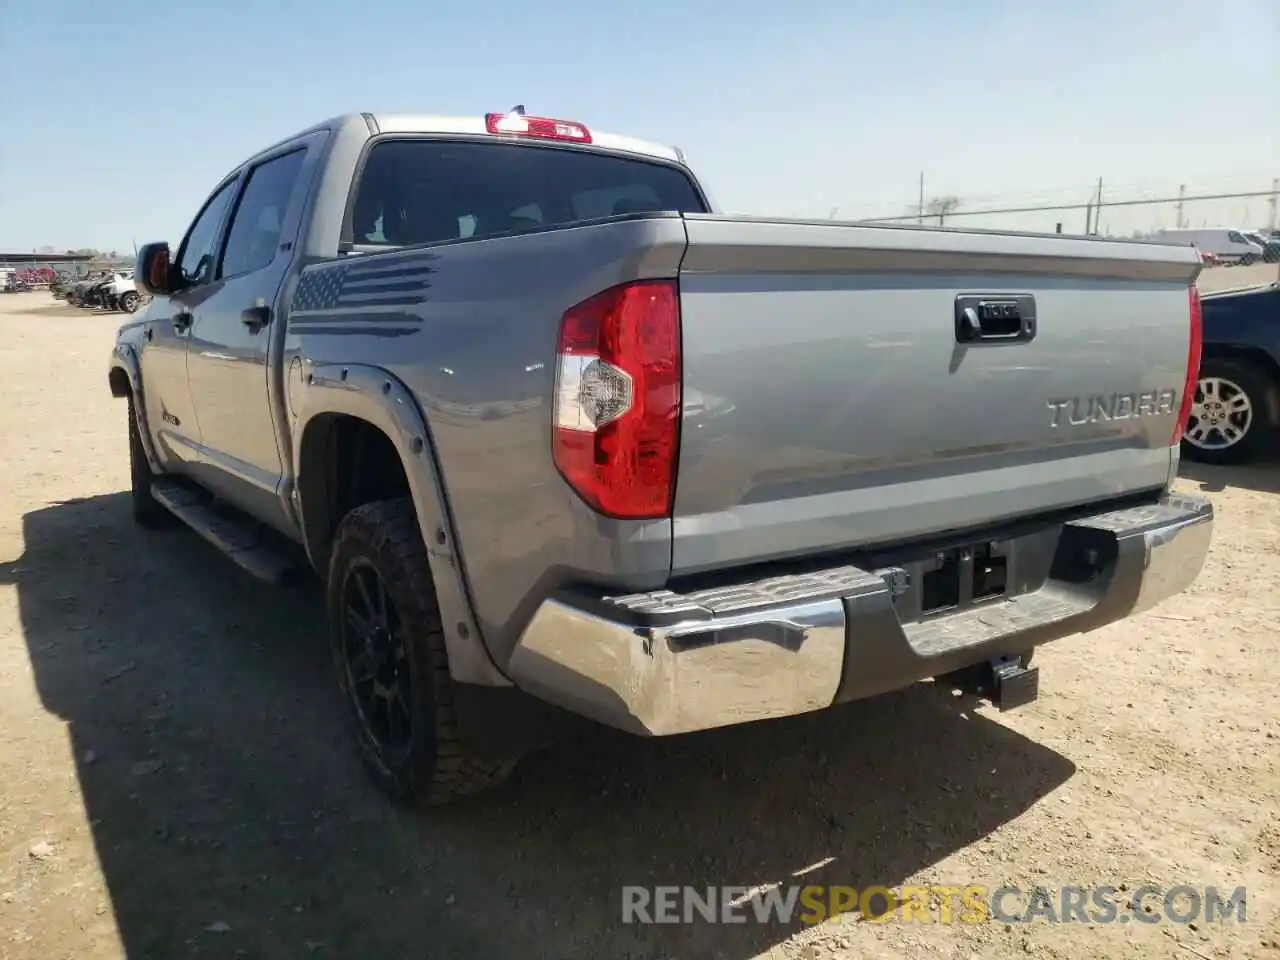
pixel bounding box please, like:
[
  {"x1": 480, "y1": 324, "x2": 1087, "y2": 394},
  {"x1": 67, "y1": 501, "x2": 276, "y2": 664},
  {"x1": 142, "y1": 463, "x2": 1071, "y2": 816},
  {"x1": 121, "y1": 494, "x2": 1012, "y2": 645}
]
[
  {"x1": 219, "y1": 149, "x2": 307, "y2": 279},
  {"x1": 176, "y1": 180, "x2": 237, "y2": 287}
]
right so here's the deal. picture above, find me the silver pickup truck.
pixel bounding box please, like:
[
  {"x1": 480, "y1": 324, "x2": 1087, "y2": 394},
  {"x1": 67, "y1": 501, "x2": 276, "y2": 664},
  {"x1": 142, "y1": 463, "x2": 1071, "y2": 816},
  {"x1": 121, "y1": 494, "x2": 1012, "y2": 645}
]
[{"x1": 111, "y1": 107, "x2": 1214, "y2": 807}]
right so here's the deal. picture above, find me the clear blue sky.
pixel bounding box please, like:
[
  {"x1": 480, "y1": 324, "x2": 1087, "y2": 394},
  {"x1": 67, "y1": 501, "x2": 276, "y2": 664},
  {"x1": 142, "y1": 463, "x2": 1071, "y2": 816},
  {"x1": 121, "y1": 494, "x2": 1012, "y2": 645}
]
[{"x1": 1, "y1": 0, "x2": 1275, "y2": 251}]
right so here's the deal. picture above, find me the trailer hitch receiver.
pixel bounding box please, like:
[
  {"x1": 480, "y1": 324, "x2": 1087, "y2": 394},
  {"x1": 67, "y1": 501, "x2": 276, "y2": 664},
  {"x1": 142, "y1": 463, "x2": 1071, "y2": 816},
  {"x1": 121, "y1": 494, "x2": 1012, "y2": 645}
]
[{"x1": 940, "y1": 654, "x2": 1040, "y2": 711}]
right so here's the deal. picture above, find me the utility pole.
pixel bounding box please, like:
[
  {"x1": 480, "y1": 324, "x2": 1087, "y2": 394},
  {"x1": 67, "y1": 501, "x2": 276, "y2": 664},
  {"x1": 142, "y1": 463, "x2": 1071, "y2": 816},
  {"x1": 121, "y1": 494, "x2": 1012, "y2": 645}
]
[
  {"x1": 917, "y1": 171, "x2": 925, "y2": 225},
  {"x1": 1084, "y1": 199, "x2": 1093, "y2": 234},
  {"x1": 1175, "y1": 184, "x2": 1186, "y2": 229},
  {"x1": 1092, "y1": 177, "x2": 1104, "y2": 235},
  {"x1": 1269, "y1": 177, "x2": 1278, "y2": 232}
]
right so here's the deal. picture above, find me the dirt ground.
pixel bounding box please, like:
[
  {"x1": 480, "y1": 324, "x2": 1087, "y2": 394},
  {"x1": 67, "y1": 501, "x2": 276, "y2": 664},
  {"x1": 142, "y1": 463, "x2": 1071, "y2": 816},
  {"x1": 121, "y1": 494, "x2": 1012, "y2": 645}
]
[{"x1": 1, "y1": 275, "x2": 1277, "y2": 960}]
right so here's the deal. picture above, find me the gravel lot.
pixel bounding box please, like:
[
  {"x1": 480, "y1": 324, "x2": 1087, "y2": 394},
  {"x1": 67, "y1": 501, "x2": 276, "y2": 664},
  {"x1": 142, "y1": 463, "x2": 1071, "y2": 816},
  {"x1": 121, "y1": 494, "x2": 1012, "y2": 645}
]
[{"x1": 1, "y1": 274, "x2": 1277, "y2": 960}]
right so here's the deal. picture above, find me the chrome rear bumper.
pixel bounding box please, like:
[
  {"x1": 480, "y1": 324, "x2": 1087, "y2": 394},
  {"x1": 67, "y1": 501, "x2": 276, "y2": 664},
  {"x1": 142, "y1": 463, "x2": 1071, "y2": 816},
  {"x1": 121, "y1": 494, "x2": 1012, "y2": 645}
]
[{"x1": 507, "y1": 494, "x2": 1213, "y2": 736}]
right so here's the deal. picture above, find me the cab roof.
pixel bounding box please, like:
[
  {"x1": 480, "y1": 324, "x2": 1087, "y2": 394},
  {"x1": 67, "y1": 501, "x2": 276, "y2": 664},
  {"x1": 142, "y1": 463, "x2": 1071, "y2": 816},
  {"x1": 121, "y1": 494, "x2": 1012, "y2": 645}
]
[{"x1": 268, "y1": 111, "x2": 684, "y2": 166}]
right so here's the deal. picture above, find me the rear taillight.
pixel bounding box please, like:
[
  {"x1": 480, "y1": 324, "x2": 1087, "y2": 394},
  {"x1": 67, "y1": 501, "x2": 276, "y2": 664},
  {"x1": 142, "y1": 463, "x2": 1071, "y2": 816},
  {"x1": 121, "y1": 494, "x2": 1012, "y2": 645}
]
[
  {"x1": 1173, "y1": 284, "x2": 1203, "y2": 445},
  {"x1": 553, "y1": 279, "x2": 681, "y2": 519},
  {"x1": 484, "y1": 111, "x2": 592, "y2": 144}
]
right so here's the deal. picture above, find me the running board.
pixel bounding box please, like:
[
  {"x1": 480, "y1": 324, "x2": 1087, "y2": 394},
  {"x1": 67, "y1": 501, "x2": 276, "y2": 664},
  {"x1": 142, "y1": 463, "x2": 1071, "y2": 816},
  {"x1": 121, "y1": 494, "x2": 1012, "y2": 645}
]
[{"x1": 150, "y1": 479, "x2": 304, "y2": 586}]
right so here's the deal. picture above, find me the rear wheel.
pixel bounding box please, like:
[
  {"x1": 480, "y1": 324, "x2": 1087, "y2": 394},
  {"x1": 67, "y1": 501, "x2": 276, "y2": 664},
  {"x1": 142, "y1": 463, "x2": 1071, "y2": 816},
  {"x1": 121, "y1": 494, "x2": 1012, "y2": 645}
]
[
  {"x1": 120, "y1": 291, "x2": 140, "y2": 313},
  {"x1": 1181, "y1": 358, "x2": 1275, "y2": 465},
  {"x1": 327, "y1": 499, "x2": 516, "y2": 806}
]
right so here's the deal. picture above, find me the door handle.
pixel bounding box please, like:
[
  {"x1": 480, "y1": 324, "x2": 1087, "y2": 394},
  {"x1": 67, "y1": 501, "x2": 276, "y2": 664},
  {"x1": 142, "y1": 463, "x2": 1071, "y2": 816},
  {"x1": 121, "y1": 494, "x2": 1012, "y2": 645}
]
[
  {"x1": 172, "y1": 312, "x2": 193, "y2": 334},
  {"x1": 954, "y1": 295, "x2": 1037, "y2": 345},
  {"x1": 240, "y1": 305, "x2": 270, "y2": 332}
]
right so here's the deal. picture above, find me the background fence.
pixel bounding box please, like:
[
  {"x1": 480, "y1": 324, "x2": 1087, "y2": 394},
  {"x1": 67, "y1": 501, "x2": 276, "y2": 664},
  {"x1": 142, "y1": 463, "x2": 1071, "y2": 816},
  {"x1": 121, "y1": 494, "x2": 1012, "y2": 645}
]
[
  {"x1": 830, "y1": 171, "x2": 1279, "y2": 238},
  {"x1": 0, "y1": 255, "x2": 133, "y2": 282}
]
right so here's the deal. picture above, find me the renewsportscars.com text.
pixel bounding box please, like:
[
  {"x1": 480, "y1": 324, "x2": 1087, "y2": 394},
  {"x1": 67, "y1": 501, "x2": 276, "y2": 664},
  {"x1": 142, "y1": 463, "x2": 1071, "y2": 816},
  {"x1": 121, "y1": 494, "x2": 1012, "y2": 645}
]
[{"x1": 621, "y1": 884, "x2": 1248, "y2": 926}]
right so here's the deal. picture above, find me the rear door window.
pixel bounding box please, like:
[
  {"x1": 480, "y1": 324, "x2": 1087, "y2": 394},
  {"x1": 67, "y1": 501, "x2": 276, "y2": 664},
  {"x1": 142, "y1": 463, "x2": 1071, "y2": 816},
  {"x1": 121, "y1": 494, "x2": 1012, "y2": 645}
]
[
  {"x1": 347, "y1": 139, "x2": 706, "y2": 248},
  {"x1": 218, "y1": 149, "x2": 307, "y2": 278}
]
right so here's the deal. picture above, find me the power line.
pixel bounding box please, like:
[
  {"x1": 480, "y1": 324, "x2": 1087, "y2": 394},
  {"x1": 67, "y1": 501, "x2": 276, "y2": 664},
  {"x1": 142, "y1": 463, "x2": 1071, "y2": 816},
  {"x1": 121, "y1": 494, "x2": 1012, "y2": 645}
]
[
  {"x1": 904, "y1": 170, "x2": 1280, "y2": 209},
  {"x1": 859, "y1": 189, "x2": 1276, "y2": 223}
]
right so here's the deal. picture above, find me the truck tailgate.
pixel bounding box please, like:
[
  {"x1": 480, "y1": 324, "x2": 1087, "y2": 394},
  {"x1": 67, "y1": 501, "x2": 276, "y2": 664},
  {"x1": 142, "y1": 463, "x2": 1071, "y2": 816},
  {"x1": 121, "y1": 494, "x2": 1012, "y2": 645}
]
[{"x1": 671, "y1": 215, "x2": 1201, "y2": 574}]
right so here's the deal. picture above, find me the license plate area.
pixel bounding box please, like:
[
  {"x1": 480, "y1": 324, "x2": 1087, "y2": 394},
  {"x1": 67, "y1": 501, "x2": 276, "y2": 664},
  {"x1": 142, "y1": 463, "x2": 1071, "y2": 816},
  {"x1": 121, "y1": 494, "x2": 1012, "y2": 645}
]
[
  {"x1": 876, "y1": 539, "x2": 1017, "y2": 623},
  {"x1": 920, "y1": 541, "x2": 1010, "y2": 618}
]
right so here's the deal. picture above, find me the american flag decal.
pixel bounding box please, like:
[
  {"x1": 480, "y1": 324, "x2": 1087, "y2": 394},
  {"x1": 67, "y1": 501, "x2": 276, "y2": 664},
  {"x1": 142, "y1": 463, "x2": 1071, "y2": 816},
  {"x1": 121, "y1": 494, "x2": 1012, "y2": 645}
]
[{"x1": 288, "y1": 251, "x2": 438, "y2": 336}]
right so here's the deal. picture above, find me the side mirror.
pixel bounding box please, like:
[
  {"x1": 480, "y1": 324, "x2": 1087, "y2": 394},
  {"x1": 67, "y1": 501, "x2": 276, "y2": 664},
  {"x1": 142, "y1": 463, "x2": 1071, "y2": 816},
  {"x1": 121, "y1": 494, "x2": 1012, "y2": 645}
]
[{"x1": 135, "y1": 242, "x2": 174, "y2": 297}]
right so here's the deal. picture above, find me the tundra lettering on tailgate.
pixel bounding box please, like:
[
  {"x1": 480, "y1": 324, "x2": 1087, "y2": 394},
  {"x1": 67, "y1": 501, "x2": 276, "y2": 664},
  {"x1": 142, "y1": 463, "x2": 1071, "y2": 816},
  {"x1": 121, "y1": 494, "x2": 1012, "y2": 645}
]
[{"x1": 1047, "y1": 389, "x2": 1178, "y2": 428}]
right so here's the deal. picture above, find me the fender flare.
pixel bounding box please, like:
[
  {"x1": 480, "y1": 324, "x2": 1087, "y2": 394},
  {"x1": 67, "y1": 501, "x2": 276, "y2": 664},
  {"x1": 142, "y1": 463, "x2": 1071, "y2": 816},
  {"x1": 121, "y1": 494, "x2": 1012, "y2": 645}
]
[
  {"x1": 291, "y1": 362, "x2": 512, "y2": 688},
  {"x1": 108, "y1": 343, "x2": 162, "y2": 474}
]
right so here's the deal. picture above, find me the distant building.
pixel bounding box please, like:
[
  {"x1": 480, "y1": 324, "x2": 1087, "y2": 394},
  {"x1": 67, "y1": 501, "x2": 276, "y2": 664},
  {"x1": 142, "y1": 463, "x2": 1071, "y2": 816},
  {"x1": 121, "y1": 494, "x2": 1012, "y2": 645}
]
[
  {"x1": 0, "y1": 252, "x2": 95, "y2": 265},
  {"x1": 0, "y1": 251, "x2": 129, "y2": 278}
]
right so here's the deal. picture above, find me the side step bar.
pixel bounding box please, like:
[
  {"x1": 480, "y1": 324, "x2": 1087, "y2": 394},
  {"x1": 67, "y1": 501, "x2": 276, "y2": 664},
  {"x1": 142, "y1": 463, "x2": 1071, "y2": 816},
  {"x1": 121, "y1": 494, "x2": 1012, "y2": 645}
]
[{"x1": 150, "y1": 480, "x2": 305, "y2": 586}]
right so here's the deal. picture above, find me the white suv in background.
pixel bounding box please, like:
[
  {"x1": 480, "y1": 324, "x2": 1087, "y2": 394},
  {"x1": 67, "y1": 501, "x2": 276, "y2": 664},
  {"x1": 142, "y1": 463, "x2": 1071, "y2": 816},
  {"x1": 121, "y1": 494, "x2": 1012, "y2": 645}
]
[{"x1": 105, "y1": 270, "x2": 144, "y2": 314}]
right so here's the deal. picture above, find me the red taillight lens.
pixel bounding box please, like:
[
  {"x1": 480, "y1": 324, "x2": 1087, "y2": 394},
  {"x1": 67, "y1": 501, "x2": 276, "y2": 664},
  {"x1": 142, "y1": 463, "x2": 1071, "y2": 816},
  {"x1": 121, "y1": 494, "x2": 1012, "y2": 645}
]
[
  {"x1": 484, "y1": 112, "x2": 592, "y2": 144},
  {"x1": 553, "y1": 280, "x2": 681, "y2": 519},
  {"x1": 1173, "y1": 284, "x2": 1203, "y2": 445}
]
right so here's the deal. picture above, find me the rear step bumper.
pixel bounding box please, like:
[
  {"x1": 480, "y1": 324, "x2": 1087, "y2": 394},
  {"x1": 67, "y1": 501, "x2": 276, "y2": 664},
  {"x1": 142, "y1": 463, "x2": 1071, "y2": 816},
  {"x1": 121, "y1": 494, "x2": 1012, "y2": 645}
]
[{"x1": 507, "y1": 494, "x2": 1213, "y2": 736}]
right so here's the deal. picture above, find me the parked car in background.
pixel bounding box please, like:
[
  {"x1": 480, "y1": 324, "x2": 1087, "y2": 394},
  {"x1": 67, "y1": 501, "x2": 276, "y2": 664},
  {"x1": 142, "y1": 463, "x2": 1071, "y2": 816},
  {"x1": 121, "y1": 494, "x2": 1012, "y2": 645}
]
[
  {"x1": 64, "y1": 273, "x2": 107, "y2": 306},
  {"x1": 50, "y1": 273, "x2": 80, "y2": 299},
  {"x1": 1242, "y1": 231, "x2": 1280, "y2": 263},
  {"x1": 79, "y1": 276, "x2": 113, "y2": 309},
  {"x1": 1151, "y1": 228, "x2": 1266, "y2": 265},
  {"x1": 1182, "y1": 281, "x2": 1280, "y2": 464},
  {"x1": 102, "y1": 270, "x2": 144, "y2": 313},
  {"x1": 61, "y1": 271, "x2": 145, "y2": 313}
]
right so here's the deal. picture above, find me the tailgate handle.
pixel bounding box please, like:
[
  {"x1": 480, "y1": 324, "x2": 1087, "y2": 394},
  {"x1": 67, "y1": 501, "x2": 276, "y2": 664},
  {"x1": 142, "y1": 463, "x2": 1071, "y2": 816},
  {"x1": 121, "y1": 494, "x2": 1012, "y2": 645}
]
[{"x1": 955, "y1": 294, "x2": 1036, "y2": 344}]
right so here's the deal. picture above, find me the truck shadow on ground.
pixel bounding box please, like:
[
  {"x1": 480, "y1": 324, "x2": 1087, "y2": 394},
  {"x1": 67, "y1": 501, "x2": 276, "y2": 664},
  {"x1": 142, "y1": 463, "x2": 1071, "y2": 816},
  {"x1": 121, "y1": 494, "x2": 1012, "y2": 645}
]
[
  {"x1": 1179, "y1": 455, "x2": 1280, "y2": 495},
  {"x1": 1, "y1": 492, "x2": 1075, "y2": 960},
  {"x1": 15, "y1": 303, "x2": 112, "y2": 319}
]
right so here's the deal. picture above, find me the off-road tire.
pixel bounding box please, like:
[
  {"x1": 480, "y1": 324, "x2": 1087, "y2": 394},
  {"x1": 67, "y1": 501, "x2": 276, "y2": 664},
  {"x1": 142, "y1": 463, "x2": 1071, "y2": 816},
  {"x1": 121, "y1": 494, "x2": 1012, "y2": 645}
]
[
  {"x1": 327, "y1": 499, "x2": 516, "y2": 806},
  {"x1": 1181, "y1": 357, "x2": 1276, "y2": 466},
  {"x1": 128, "y1": 396, "x2": 172, "y2": 528}
]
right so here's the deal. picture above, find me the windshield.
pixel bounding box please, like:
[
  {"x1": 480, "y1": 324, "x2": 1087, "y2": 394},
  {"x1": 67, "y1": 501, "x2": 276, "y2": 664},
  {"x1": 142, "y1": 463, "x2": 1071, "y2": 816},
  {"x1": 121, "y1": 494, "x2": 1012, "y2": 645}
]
[{"x1": 347, "y1": 139, "x2": 708, "y2": 248}]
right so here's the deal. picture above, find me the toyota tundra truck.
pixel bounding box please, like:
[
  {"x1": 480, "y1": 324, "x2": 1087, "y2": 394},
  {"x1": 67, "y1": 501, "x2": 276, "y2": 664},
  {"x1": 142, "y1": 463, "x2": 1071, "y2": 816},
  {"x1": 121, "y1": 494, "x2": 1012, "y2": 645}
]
[{"x1": 111, "y1": 107, "x2": 1214, "y2": 806}]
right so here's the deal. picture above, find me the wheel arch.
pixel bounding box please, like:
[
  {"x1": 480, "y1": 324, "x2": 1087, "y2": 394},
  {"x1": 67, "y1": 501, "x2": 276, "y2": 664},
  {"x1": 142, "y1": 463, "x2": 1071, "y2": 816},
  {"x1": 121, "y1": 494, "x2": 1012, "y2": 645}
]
[{"x1": 290, "y1": 362, "x2": 510, "y2": 688}]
